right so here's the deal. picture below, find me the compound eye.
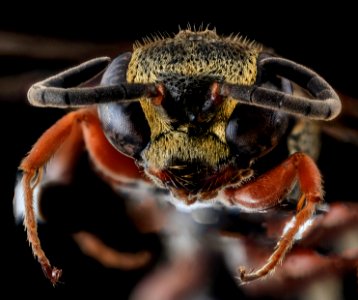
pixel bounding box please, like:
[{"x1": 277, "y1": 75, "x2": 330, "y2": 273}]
[
  {"x1": 98, "y1": 103, "x2": 150, "y2": 159},
  {"x1": 226, "y1": 106, "x2": 251, "y2": 155},
  {"x1": 226, "y1": 104, "x2": 288, "y2": 162}
]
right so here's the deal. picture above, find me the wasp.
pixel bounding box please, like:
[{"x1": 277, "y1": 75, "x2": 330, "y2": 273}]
[{"x1": 14, "y1": 29, "x2": 341, "y2": 285}]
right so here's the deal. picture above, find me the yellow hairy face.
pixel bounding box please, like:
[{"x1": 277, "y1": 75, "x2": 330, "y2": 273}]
[{"x1": 125, "y1": 29, "x2": 262, "y2": 196}]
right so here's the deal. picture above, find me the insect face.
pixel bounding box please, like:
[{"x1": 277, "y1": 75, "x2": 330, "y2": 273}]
[{"x1": 99, "y1": 30, "x2": 290, "y2": 203}]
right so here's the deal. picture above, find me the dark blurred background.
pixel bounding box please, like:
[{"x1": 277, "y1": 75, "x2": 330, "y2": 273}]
[{"x1": 1, "y1": 3, "x2": 357, "y2": 299}]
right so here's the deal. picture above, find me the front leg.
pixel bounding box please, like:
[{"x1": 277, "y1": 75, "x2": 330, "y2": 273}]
[
  {"x1": 223, "y1": 152, "x2": 323, "y2": 282},
  {"x1": 17, "y1": 108, "x2": 145, "y2": 285}
]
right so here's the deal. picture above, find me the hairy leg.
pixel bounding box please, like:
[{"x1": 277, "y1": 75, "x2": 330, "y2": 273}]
[
  {"x1": 223, "y1": 152, "x2": 322, "y2": 282},
  {"x1": 18, "y1": 108, "x2": 145, "y2": 284}
]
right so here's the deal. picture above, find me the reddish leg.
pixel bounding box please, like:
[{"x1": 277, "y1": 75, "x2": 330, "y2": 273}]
[
  {"x1": 73, "y1": 232, "x2": 151, "y2": 270},
  {"x1": 223, "y1": 152, "x2": 323, "y2": 282},
  {"x1": 18, "y1": 108, "x2": 144, "y2": 284}
]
